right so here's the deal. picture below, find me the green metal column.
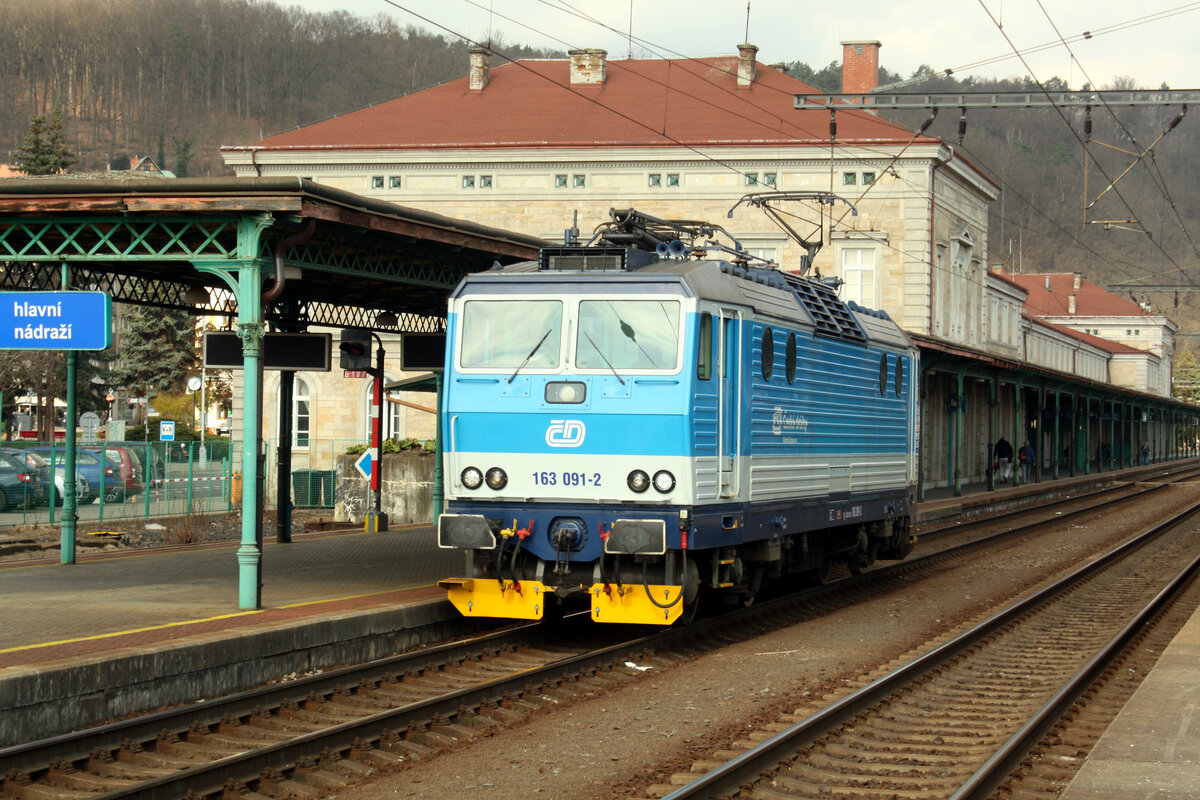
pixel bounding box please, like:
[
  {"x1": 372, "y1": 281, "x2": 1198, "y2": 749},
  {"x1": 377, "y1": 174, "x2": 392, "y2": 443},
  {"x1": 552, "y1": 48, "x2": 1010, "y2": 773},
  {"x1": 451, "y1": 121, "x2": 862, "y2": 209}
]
[
  {"x1": 1035, "y1": 383, "x2": 1045, "y2": 483},
  {"x1": 195, "y1": 212, "x2": 272, "y2": 610},
  {"x1": 1052, "y1": 387, "x2": 1061, "y2": 481},
  {"x1": 1013, "y1": 379, "x2": 1024, "y2": 487},
  {"x1": 60, "y1": 263, "x2": 78, "y2": 564},
  {"x1": 236, "y1": 280, "x2": 265, "y2": 609},
  {"x1": 954, "y1": 369, "x2": 966, "y2": 497},
  {"x1": 1109, "y1": 398, "x2": 1116, "y2": 470},
  {"x1": 1123, "y1": 400, "x2": 1132, "y2": 470},
  {"x1": 987, "y1": 375, "x2": 997, "y2": 492},
  {"x1": 1082, "y1": 396, "x2": 1091, "y2": 474}
]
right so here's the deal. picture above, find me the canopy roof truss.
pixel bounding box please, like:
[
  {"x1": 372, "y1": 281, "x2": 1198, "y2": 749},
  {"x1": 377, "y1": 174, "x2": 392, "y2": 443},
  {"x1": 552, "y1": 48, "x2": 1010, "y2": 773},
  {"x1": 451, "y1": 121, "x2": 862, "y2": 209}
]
[{"x1": 0, "y1": 176, "x2": 544, "y2": 608}]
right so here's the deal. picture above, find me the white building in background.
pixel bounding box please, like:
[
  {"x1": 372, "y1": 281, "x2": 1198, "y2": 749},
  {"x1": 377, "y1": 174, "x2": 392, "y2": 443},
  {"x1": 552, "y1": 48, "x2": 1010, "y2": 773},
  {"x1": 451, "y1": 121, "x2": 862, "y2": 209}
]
[
  {"x1": 222, "y1": 41, "x2": 999, "y2": 352},
  {"x1": 220, "y1": 39, "x2": 1182, "y2": 494}
]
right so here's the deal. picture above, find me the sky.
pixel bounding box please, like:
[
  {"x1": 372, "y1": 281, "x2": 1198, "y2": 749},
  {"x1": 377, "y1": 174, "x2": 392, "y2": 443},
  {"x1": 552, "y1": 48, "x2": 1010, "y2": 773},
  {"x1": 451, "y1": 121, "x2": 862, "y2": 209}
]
[{"x1": 283, "y1": 0, "x2": 1200, "y2": 90}]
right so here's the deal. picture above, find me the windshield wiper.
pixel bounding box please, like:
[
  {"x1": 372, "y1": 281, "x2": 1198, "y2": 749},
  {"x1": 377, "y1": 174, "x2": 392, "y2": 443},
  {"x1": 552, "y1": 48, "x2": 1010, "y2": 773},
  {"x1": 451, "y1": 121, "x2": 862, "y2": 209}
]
[
  {"x1": 508, "y1": 328, "x2": 553, "y2": 383},
  {"x1": 583, "y1": 331, "x2": 625, "y2": 384}
]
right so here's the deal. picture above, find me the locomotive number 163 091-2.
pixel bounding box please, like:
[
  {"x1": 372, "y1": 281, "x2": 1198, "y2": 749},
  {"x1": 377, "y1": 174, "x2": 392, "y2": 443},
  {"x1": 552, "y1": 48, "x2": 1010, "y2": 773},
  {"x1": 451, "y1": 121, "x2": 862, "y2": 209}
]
[{"x1": 533, "y1": 471, "x2": 602, "y2": 487}]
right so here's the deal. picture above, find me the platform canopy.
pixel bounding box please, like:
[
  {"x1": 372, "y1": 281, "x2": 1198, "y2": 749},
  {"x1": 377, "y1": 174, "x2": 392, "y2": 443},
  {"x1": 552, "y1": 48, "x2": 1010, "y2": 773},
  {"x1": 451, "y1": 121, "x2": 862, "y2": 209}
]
[
  {"x1": 0, "y1": 176, "x2": 545, "y2": 331},
  {"x1": 0, "y1": 176, "x2": 545, "y2": 608}
]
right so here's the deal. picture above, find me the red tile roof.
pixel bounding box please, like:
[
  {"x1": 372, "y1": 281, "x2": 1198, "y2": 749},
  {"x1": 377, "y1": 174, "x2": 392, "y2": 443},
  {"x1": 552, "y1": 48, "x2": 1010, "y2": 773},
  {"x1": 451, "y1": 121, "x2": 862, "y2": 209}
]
[
  {"x1": 1010, "y1": 272, "x2": 1148, "y2": 318},
  {"x1": 234, "y1": 56, "x2": 937, "y2": 152},
  {"x1": 1031, "y1": 314, "x2": 1147, "y2": 355}
]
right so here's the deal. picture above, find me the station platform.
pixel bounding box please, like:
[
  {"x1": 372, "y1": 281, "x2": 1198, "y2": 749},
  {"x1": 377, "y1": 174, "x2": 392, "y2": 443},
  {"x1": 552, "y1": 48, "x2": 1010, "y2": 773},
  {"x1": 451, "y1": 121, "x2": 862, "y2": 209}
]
[
  {"x1": 2, "y1": 460, "x2": 1197, "y2": 788},
  {"x1": 1059, "y1": 607, "x2": 1200, "y2": 799}
]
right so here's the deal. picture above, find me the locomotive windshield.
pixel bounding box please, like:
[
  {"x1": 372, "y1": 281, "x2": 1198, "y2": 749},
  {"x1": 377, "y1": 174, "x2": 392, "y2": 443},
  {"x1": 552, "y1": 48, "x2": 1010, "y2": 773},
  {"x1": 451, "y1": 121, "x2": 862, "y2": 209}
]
[
  {"x1": 577, "y1": 300, "x2": 679, "y2": 370},
  {"x1": 457, "y1": 297, "x2": 680, "y2": 373},
  {"x1": 460, "y1": 300, "x2": 563, "y2": 369}
]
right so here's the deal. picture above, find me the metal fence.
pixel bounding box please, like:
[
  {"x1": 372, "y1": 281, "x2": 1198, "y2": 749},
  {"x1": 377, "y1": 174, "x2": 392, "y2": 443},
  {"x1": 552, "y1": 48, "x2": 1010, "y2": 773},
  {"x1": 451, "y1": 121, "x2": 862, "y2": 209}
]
[{"x1": 0, "y1": 438, "x2": 366, "y2": 527}]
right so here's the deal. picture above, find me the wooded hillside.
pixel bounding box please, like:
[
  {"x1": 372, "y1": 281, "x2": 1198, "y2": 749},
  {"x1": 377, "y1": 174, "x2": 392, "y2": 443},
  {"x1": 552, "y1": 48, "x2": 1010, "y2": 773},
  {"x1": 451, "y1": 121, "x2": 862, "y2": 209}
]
[
  {"x1": 3, "y1": 0, "x2": 1197, "y2": 330},
  {"x1": 0, "y1": 0, "x2": 557, "y2": 176}
]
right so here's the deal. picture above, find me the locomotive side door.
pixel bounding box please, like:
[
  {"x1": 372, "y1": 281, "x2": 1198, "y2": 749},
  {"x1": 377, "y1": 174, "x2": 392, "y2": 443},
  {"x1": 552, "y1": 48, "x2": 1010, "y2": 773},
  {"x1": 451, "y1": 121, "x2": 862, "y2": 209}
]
[{"x1": 718, "y1": 308, "x2": 742, "y2": 498}]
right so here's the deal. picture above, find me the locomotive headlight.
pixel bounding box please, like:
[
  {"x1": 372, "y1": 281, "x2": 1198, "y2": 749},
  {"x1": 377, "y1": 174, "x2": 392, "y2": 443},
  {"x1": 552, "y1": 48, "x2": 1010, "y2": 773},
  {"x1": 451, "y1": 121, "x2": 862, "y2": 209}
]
[
  {"x1": 545, "y1": 381, "x2": 586, "y2": 404},
  {"x1": 461, "y1": 466, "x2": 483, "y2": 490},
  {"x1": 627, "y1": 469, "x2": 650, "y2": 493},
  {"x1": 485, "y1": 467, "x2": 508, "y2": 490},
  {"x1": 652, "y1": 470, "x2": 676, "y2": 493}
]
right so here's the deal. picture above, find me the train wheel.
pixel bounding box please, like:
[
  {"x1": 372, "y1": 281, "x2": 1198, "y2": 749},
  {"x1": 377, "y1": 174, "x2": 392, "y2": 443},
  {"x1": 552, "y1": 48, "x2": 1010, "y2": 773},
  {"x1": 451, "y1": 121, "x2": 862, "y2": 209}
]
[
  {"x1": 739, "y1": 564, "x2": 766, "y2": 607},
  {"x1": 679, "y1": 556, "x2": 702, "y2": 624},
  {"x1": 802, "y1": 556, "x2": 834, "y2": 586}
]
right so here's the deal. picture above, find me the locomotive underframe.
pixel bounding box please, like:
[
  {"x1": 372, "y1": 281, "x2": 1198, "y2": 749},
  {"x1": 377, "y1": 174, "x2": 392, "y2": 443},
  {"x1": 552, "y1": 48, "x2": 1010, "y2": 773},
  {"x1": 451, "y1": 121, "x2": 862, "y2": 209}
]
[{"x1": 440, "y1": 487, "x2": 913, "y2": 622}]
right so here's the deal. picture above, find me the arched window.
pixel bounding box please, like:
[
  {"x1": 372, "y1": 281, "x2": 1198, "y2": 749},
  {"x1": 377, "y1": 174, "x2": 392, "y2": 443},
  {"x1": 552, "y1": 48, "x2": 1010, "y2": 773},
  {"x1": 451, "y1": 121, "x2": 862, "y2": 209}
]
[
  {"x1": 293, "y1": 377, "x2": 311, "y2": 447},
  {"x1": 878, "y1": 354, "x2": 888, "y2": 396},
  {"x1": 894, "y1": 356, "x2": 904, "y2": 397}
]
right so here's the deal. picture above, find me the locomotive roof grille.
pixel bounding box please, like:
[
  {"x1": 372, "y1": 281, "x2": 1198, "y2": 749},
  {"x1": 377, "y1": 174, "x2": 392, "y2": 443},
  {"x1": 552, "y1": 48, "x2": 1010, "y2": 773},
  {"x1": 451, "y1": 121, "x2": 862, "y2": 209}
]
[
  {"x1": 788, "y1": 279, "x2": 868, "y2": 344},
  {"x1": 721, "y1": 263, "x2": 869, "y2": 345},
  {"x1": 539, "y1": 246, "x2": 657, "y2": 272}
]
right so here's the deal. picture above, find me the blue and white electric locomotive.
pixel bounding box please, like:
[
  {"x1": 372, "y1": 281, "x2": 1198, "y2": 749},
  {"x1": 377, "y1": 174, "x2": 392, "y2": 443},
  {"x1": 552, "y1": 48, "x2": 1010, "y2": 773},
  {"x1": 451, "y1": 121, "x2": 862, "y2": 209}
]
[{"x1": 438, "y1": 211, "x2": 918, "y2": 624}]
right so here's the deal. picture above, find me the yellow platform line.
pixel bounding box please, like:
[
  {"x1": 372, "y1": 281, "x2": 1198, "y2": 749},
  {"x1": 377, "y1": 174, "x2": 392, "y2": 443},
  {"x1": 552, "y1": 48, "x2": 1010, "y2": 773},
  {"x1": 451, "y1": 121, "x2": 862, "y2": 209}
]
[
  {"x1": 1, "y1": 583, "x2": 439, "y2": 655},
  {"x1": 0, "y1": 610, "x2": 264, "y2": 655},
  {"x1": 274, "y1": 583, "x2": 435, "y2": 609}
]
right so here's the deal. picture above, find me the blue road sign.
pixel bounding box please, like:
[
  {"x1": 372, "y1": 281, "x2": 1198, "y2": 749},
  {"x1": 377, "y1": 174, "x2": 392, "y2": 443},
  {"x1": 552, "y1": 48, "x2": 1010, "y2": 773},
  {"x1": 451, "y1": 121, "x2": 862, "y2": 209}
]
[
  {"x1": 0, "y1": 291, "x2": 112, "y2": 350},
  {"x1": 159, "y1": 421, "x2": 176, "y2": 442},
  {"x1": 355, "y1": 450, "x2": 372, "y2": 480}
]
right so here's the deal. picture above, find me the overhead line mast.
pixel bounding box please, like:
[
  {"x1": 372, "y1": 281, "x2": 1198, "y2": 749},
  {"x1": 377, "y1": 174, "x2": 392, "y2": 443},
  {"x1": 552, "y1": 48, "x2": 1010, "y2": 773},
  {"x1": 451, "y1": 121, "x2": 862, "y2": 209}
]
[{"x1": 797, "y1": 89, "x2": 1195, "y2": 233}]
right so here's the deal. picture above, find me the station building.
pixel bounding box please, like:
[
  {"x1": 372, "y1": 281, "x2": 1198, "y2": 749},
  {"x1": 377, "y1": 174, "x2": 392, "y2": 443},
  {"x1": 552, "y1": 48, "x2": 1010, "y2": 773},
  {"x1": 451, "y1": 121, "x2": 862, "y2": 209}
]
[{"x1": 220, "y1": 40, "x2": 1196, "y2": 501}]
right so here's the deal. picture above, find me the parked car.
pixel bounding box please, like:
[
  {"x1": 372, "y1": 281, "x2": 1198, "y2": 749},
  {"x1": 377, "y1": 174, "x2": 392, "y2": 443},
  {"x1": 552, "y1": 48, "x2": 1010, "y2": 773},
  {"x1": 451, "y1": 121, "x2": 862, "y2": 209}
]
[
  {"x1": 85, "y1": 445, "x2": 144, "y2": 501},
  {"x1": 29, "y1": 447, "x2": 118, "y2": 504},
  {"x1": 52, "y1": 467, "x2": 90, "y2": 505},
  {"x1": 0, "y1": 448, "x2": 49, "y2": 510}
]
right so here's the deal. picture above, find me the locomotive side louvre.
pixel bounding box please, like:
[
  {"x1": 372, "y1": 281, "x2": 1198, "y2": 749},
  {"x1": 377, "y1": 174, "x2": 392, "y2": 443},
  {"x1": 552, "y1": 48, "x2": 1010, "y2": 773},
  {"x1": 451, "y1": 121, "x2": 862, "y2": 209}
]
[{"x1": 686, "y1": 268, "x2": 917, "y2": 550}]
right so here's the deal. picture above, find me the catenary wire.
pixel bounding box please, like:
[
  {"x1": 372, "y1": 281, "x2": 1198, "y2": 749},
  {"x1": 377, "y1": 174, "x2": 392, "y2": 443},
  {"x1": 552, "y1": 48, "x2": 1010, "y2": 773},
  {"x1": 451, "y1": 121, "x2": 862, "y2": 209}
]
[
  {"x1": 1033, "y1": 0, "x2": 1200, "y2": 282},
  {"x1": 369, "y1": 0, "x2": 1179, "y2": 305},
  {"x1": 976, "y1": 0, "x2": 1188, "y2": 280}
]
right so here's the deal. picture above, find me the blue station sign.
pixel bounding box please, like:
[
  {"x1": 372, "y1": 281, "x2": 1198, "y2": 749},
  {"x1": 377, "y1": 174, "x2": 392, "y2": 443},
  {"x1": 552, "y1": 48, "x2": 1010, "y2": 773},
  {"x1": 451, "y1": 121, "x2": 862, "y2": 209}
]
[{"x1": 0, "y1": 291, "x2": 112, "y2": 350}]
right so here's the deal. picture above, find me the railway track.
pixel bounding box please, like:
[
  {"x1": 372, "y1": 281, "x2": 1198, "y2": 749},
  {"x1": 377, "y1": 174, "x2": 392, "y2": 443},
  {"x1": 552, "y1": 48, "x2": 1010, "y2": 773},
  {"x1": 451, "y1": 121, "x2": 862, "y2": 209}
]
[
  {"x1": 918, "y1": 461, "x2": 1200, "y2": 543},
  {"x1": 0, "y1": 623, "x2": 692, "y2": 800},
  {"x1": 647, "y1": 500, "x2": 1200, "y2": 800},
  {"x1": 3, "y1": 474, "x2": 1197, "y2": 800}
]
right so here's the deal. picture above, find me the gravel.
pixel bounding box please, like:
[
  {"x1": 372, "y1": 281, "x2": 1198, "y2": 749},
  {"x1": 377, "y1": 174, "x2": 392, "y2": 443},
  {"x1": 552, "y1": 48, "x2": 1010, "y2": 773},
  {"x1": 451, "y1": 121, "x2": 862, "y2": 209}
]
[{"x1": 324, "y1": 485, "x2": 1200, "y2": 800}]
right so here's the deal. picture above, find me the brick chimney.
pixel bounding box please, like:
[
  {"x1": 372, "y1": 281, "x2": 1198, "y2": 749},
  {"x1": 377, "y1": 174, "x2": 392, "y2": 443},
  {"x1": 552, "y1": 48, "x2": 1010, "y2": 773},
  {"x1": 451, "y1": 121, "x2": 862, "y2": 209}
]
[
  {"x1": 569, "y1": 49, "x2": 607, "y2": 85},
  {"x1": 737, "y1": 44, "x2": 758, "y2": 87},
  {"x1": 1068, "y1": 294, "x2": 1077, "y2": 314},
  {"x1": 1073, "y1": 272, "x2": 1082, "y2": 290},
  {"x1": 841, "y1": 40, "x2": 882, "y2": 93},
  {"x1": 468, "y1": 46, "x2": 490, "y2": 91}
]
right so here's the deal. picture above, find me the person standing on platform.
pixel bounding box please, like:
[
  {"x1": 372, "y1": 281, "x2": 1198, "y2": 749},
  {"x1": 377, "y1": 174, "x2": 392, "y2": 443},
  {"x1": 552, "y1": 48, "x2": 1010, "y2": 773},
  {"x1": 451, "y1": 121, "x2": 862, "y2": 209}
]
[
  {"x1": 1019, "y1": 441, "x2": 1036, "y2": 483},
  {"x1": 994, "y1": 436, "x2": 1013, "y2": 484},
  {"x1": 1141, "y1": 442, "x2": 1150, "y2": 465}
]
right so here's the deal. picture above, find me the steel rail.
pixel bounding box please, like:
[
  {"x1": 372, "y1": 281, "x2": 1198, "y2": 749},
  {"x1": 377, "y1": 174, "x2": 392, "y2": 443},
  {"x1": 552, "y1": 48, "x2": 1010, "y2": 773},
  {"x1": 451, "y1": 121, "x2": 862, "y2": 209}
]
[
  {"x1": 0, "y1": 621, "x2": 556, "y2": 771},
  {"x1": 85, "y1": 630, "x2": 669, "y2": 800},
  {"x1": 920, "y1": 461, "x2": 1200, "y2": 541},
  {"x1": 949, "y1": 546, "x2": 1200, "y2": 800},
  {"x1": 7, "y1": 472, "x2": 1191, "y2": 799},
  {"x1": 661, "y1": 500, "x2": 1200, "y2": 799}
]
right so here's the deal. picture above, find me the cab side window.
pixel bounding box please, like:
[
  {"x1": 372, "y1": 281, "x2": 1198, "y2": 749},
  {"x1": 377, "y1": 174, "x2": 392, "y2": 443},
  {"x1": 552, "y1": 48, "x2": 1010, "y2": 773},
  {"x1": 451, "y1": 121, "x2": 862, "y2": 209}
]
[{"x1": 697, "y1": 312, "x2": 713, "y2": 380}]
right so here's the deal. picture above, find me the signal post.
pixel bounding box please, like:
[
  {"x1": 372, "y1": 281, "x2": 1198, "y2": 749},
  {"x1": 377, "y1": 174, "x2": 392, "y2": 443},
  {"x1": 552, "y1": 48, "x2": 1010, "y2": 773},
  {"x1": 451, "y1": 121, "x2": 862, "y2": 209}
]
[{"x1": 340, "y1": 329, "x2": 388, "y2": 532}]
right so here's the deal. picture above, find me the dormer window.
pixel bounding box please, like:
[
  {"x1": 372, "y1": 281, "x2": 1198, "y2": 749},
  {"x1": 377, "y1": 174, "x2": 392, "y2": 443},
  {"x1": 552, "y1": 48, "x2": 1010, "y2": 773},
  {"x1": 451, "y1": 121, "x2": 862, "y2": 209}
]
[{"x1": 951, "y1": 228, "x2": 975, "y2": 269}]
